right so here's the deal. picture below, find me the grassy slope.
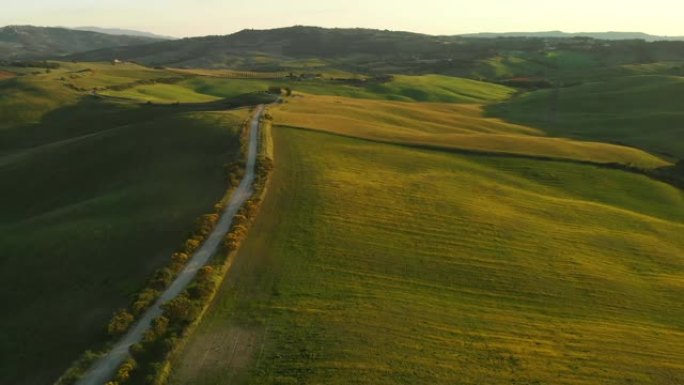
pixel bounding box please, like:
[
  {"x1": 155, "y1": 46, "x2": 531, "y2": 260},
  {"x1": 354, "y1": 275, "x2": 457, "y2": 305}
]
[
  {"x1": 171, "y1": 74, "x2": 669, "y2": 168},
  {"x1": 0, "y1": 62, "x2": 179, "y2": 130},
  {"x1": 489, "y1": 75, "x2": 684, "y2": 160},
  {"x1": 0, "y1": 74, "x2": 79, "y2": 130},
  {"x1": 0, "y1": 65, "x2": 249, "y2": 385},
  {"x1": 472, "y1": 51, "x2": 613, "y2": 82},
  {"x1": 272, "y1": 95, "x2": 669, "y2": 169},
  {"x1": 171, "y1": 127, "x2": 684, "y2": 385},
  {"x1": 168, "y1": 68, "x2": 285, "y2": 78},
  {"x1": 180, "y1": 74, "x2": 514, "y2": 103},
  {"x1": 364, "y1": 75, "x2": 514, "y2": 102},
  {"x1": 5, "y1": 61, "x2": 681, "y2": 385},
  {"x1": 101, "y1": 83, "x2": 221, "y2": 103},
  {"x1": 60, "y1": 62, "x2": 181, "y2": 89}
]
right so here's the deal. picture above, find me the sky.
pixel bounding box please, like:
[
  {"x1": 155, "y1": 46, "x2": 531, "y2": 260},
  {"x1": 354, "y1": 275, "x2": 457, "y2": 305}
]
[{"x1": 2, "y1": 0, "x2": 684, "y2": 38}]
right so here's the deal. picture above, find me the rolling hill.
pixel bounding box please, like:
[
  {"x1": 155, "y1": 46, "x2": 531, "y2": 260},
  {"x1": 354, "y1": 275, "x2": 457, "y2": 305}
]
[
  {"x1": 0, "y1": 62, "x2": 254, "y2": 385},
  {"x1": 66, "y1": 26, "x2": 684, "y2": 79},
  {"x1": 74, "y1": 26, "x2": 174, "y2": 40},
  {"x1": 272, "y1": 94, "x2": 669, "y2": 169},
  {"x1": 2, "y1": 23, "x2": 683, "y2": 383},
  {"x1": 488, "y1": 75, "x2": 684, "y2": 161},
  {"x1": 0, "y1": 25, "x2": 163, "y2": 60},
  {"x1": 96, "y1": 69, "x2": 670, "y2": 168},
  {"x1": 67, "y1": 26, "x2": 450, "y2": 69},
  {"x1": 461, "y1": 31, "x2": 684, "y2": 41},
  {"x1": 169, "y1": 125, "x2": 684, "y2": 385}
]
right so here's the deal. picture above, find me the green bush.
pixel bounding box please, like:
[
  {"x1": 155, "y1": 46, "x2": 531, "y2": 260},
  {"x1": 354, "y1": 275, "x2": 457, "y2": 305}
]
[
  {"x1": 195, "y1": 214, "x2": 219, "y2": 237},
  {"x1": 107, "y1": 309, "x2": 134, "y2": 336},
  {"x1": 113, "y1": 358, "x2": 137, "y2": 383},
  {"x1": 150, "y1": 268, "x2": 175, "y2": 291},
  {"x1": 142, "y1": 316, "x2": 169, "y2": 345},
  {"x1": 188, "y1": 266, "x2": 217, "y2": 301},
  {"x1": 162, "y1": 294, "x2": 201, "y2": 324},
  {"x1": 131, "y1": 288, "x2": 160, "y2": 316}
]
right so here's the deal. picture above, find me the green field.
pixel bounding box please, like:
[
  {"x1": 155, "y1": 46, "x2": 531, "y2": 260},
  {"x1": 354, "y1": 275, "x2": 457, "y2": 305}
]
[
  {"x1": 0, "y1": 73, "x2": 79, "y2": 130},
  {"x1": 101, "y1": 83, "x2": 222, "y2": 103},
  {"x1": 0, "y1": 63, "x2": 250, "y2": 385},
  {"x1": 3, "y1": 57, "x2": 683, "y2": 385},
  {"x1": 180, "y1": 74, "x2": 514, "y2": 103},
  {"x1": 59, "y1": 62, "x2": 180, "y2": 89},
  {"x1": 0, "y1": 62, "x2": 181, "y2": 130},
  {"x1": 272, "y1": 94, "x2": 669, "y2": 169},
  {"x1": 489, "y1": 75, "x2": 684, "y2": 160},
  {"x1": 174, "y1": 74, "x2": 671, "y2": 168},
  {"x1": 169, "y1": 126, "x2": 684, "y2": 385}
]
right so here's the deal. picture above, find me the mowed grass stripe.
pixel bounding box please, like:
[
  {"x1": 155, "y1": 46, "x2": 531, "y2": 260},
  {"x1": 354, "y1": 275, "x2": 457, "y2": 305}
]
[{"x1": 170, "y1": 126, "x2": 683, "y2": 385}]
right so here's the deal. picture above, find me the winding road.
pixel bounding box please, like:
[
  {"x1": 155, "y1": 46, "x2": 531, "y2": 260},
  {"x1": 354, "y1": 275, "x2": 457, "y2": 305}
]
[{"x1": 74, "y1": 105, "x2": 265, "y2": 385}]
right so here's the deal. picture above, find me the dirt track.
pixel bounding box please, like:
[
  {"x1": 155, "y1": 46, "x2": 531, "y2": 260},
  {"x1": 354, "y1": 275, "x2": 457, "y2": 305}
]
[{"x1": 73, "y1": 105, "x2": 265, "y2": 385}]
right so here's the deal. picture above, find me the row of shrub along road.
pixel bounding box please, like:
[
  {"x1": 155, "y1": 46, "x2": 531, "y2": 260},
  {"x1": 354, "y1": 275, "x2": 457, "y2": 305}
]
[
  {"x1": 54, "y1": 106, "x2": 271, "y2": 385},
  {"x1": 101, "y1": 109, "x2": 274, "y2": 385}
]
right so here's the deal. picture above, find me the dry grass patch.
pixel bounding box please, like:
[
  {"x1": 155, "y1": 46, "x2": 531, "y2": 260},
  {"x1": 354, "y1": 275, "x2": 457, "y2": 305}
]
[{"x1": 0, "y1": 70, "x2": 16, "y2": 80}]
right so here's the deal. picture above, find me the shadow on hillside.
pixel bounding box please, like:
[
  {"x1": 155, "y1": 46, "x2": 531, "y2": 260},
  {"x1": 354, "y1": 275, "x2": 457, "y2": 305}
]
[
  {"x1": 0, "y1": 92, "x2": 276, "y2": 152},
  {"x1": 484, "y1": 97, "x2": 684, "y2": 190},
  {"x1": 649, "y1": 161, "x2": 684, "y2": 189}
]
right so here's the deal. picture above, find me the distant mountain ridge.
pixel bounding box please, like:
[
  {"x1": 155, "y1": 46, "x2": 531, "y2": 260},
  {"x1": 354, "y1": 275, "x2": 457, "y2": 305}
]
[
  {"x1": 68, "y1": 26, "x2": 684, "y2": 72},
  {"x1": 7, "y1": 25, "x2": 684, "y2": 80},
  {"x1": 459, "y1": 31, "x2": 684, "y2": 41},
  {"x1": 74, "y1": 26, "x2": 174, "y2": 40},
  {"x1": 68, "y1": 26, "x2": 433, "y2": 64},
  {"x1": 0, "y1": 25, "x2": 163, "y2": 60}
]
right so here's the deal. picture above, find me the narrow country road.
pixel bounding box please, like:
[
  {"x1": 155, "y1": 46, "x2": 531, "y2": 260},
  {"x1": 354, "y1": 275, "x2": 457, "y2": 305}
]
[{"x1": 74, "y1": 105, "x2": 265, "y2": 385}]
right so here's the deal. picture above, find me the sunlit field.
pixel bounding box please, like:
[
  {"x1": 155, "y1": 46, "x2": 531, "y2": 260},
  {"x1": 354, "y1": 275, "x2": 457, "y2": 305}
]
[{"x1": 170, "y1": 126, "x2": 684, "y2": 385}]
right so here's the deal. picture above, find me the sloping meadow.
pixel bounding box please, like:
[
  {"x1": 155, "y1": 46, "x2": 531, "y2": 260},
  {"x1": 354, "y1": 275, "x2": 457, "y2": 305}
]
[{"x1": 170, "y1": 126, "x2": 684, "y2": 385}]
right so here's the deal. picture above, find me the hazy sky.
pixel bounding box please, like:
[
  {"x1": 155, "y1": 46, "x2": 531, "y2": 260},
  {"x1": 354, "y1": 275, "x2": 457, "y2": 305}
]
[{"x1": 3, "y1": 0, "x2": 683, "y2": 38}]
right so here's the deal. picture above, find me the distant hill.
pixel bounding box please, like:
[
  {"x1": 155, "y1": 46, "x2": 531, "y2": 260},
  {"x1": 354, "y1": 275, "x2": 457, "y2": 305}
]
[
  {"x1": 68, "y1": 26, "x2": 684, "y2": 78},
  {"x1": 460, "y1": 31, "x2": 684, "y2": 41},
  {"x1": 0, "y1": 25, "x2": 163, "y2": 60},
  {"x1": 74, "y1": 26, "x2": 174, "y2": 40},
  {"x1": 69, "y1": 26, "x2": 444, "y2": 66}
]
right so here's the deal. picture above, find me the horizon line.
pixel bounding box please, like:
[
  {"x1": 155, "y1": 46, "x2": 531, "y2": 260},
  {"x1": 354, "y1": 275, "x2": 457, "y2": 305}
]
[{"x1": 2, "y1": 23, "x2": 684, "y2": 39}]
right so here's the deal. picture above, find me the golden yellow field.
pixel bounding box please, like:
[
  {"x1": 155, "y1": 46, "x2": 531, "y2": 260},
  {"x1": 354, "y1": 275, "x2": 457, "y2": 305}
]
[
  {"x1": 272, "y1": 94, "x2": 670, "y2": 169},
  {"x1": 170, "y1": 126, "x2": 684, "y2": 385}
]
